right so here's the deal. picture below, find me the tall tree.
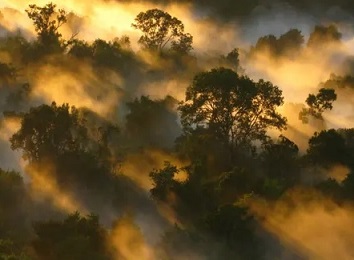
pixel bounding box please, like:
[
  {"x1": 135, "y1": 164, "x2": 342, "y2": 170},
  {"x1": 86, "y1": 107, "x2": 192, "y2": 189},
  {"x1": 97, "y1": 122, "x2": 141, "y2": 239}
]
[
  {"x1": 132, "y1": 9, "x2": 193, "y2": 54},
  {"x1": 26, "y1": 3, "x2": 67, "y2": 53},
  {"x1": 10, "y1": 102, "x2": 87, "y2": 162},
  {"x1": 178, "y1": 67, "x2": 286, "y2": 148},
  {"x1": 299, "y1": 88, "x2": 337, "y2": 123}
]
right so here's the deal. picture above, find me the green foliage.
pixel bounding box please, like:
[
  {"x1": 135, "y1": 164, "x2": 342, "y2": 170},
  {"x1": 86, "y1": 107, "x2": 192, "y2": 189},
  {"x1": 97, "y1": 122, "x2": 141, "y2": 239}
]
[
  {"x1": 299, "y1": 88, "x2": 337, "y2": 123},
  {"x1": 132, "y1": 9, "x2": 193, "y2": 54},
  {"x1": 31, "y1": 212, "x2": 111, "y2": 260},
  {"x1": 179, "y1": 67, "x2": 286, "y2": 147}
]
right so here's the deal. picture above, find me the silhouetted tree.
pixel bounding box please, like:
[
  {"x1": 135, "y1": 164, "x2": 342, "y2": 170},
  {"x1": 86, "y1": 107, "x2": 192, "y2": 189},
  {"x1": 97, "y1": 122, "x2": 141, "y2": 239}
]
[
  {"x1": 322, "y1": 74, "x2": 354, "y2": 89},
  {"x1": 10, "y1": 102, "x2": 87, "y2": 162},
  {"x1": 307, "y1": 25, "x2": 342, "y2": 48},
  {"x1": 26, "y1": 3, "x2": 68, "y2": 54},
  {"x1": 179, "y1": 67, "x2": 286, "y2": 149},
  {"x1": 251, "y1": 29, "x2": 304, "y2": 57},
  {"x1": 299, "y1": 88, "x2": 337, "y2": 123},
  {"x1": 306, "y1": 129, "x2": 349, "y2": 166},
  {"x1": 132, "y1": 9, "x2": 193, "y2": 54}
]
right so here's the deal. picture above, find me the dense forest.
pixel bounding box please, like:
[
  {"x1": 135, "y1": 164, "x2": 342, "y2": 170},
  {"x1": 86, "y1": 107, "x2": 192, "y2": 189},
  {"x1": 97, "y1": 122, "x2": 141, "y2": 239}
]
[{"x1": 0, "y1": 0, "x2": 353, "y2": 259}]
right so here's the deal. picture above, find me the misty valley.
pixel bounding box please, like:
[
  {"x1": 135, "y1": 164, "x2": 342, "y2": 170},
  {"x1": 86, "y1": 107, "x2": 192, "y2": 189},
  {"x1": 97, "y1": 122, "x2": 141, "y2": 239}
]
[{"x1": 0, "y1": 1, "x2": 354, "y2": 259}]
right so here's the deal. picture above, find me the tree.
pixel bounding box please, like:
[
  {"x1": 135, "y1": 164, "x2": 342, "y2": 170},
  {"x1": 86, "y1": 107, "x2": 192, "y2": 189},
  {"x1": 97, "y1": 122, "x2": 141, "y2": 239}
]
[
  {"x1": 252, "y1": 34, "x2": 278, "y2": 55},
  {"x1": 0, "y1": 33, "x2": 33, "y2": 65},
  {"x1": 25, "y1": 3, "x2": 68, "y2": 53},
  {"x1": 306, "y1": 128, "x2": 354, "y2": 168},
  {"x1": 149, "y1": 162, "x2": 179, "y2": 201},
  {"x1": 299, "y1": 88, "x2": 337, "y2": 123},
  {"x1": 306, "y1": 129, "x2": 349, "y2": 166},
  {"x1": 10, "y1": 102, "x2": 87, "y2": 162},
  {"x1": 132, "y1": 9, "x2": 193, "y2": 53},
  {"x1": 91, "y1": 39, "x2": 135, "y2": 71},
  {"x1": 125, "y1": 95, "x2": 181, "y2": 148},
  {"x1": 251, "y1": 29, "x2": 304, "y2": 57},
  {"x1": 203, "y1": 204, "x2": 261, "y2": 259},
  {"x1": 223, "y1": 48, "x2": 243, "y2": 72},
  {"x1": 178, "y1": 67, "x2": 286, "y2": 148},
  {"x1": 277, "y1": 28, "x2": 304, "y2": 55},
  {"x1": 260, "y1": 135, "x2": 300, "y2": 193},
  {"x1": 9, "y1": 103, "x2": 123, "y2": 192},
  {"x1": 31, "y1": 212, "x2": 111, "y2": 260},
  {"x1": 322, "y1": 74, "x2": 354, "y2": 89},
  {"x1": 68, "y1": 39, "x2": 93, "y2": 59},
  {"x1": 307, "y1": 24, "x2": 342, "y2": 48}
]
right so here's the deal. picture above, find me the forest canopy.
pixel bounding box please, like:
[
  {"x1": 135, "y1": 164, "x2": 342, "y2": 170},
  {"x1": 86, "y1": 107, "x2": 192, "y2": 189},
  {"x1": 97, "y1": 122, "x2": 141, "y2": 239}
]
[{"x1": 0, "y1": 1, "x2": 353, "y2": 259}]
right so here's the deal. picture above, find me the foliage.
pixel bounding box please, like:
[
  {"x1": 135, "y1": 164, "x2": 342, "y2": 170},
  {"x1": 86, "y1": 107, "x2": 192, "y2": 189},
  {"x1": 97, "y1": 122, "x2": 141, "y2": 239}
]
[
  {"x1": 150, "y1": 162, "x2": 179, "y2": 200},
  {"x1": 251, "y1": 29, "x2": 304, "y2": 57},
  {"x1": 31, "y1": 212, "x2": 111, "y2": 260},
  {"x1": 132, "y1": 9, "x2": 193, "y2": 53},
  {"x1": 306, "y1": 129, "x2": 350, "y2": 166},
  {"x1": 179, "y1": 67, "x2": 286, "y2": 148},
  {"x1": 10, "y1": 102, "x2": 87, "y2": 162},
  {"x1": 25, "y1": 3, "x2": 68, "y2": 54},
  {"x1": 125, "y1": 95, "x2": 181, "y2": 148},
  {"x1": 322, "y1": 74, "x2": 354, "y2": 89},
  {"x1": 261, "y1": 135, "x2": 299, "y2": 182},
  {"x1": 299, "y1": 88, "x2": 337, "y2": 123},
  {"x1": 0, "y1": 2, "x2": 354, "y2": 259},
  {"x1": 307, "y1": 24, "x2": 342, "y2": 48},
  {"x1": 68, "y1": 38, "x2": 137, "y2": 73},
  {"x1": 202, "y1": 205, "x2": 261, "y2": 259}
]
